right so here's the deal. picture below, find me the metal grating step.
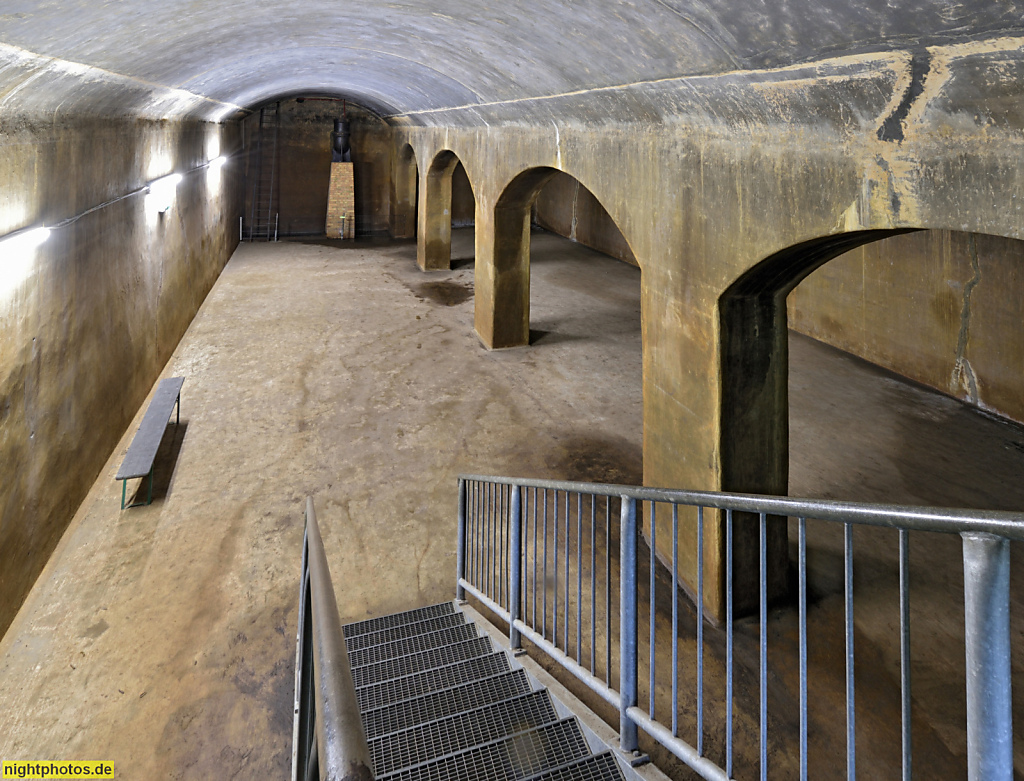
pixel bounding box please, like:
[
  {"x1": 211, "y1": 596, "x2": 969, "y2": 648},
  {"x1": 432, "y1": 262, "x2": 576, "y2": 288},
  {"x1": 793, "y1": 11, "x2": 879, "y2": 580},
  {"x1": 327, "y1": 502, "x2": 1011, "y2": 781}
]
[
  {"x1": 377, "y1": 718, "x2": 590, "y2": 781},
  {"x1": 346, "y1": 613, "x2": 467, "y2": 651},
  {"x1": 357, "y1": 652, "x2": 511, "y2": 711},
  {"x1": 369, "y1": 690, "x2": 559, "y2": 777},
  {"x1": 349, "y1": 624, "x2": 479, "y2": 669},
  {"x1": 520, "y1": 752, "x2": 624, "y2": 781},
  {"x1": 344, "y1": 603, "x2": 457, "y2": 638},
  {"x1": 362, "y1": 669, "x2": 533, "y2": 740},
  {"x1": 352, "y1": 636, "x2": 494, "y2": 688}
]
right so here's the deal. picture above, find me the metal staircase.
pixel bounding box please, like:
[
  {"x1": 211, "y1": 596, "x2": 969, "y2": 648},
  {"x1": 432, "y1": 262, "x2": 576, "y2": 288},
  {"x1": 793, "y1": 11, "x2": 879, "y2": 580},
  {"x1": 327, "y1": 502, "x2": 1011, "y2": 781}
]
[
  {"x1": 246, "y1": 101, "x2": 280, "y2": 241},
  {"x1": 344, "y1": 602, "x2": 627, "y2": 781}
]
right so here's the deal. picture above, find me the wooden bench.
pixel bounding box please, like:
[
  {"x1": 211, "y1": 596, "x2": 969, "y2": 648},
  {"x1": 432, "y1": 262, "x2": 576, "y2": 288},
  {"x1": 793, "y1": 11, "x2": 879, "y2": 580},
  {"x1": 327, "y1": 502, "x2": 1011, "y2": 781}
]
[{"x1": 116, "y1": 377, "x2": 184, "y2": 509}]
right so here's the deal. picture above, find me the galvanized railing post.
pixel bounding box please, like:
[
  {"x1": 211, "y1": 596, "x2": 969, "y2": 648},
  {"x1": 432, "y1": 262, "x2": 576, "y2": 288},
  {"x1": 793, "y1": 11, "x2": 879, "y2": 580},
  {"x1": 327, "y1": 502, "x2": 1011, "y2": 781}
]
[
  {"x1": 302, "y1": 497, "x2": 374, "y2": 781},
  {"x1": 962, "y1": 532, "x2": 1013, "y2": 781},
  {"x1": 620, "y1": 496, "x2": 640, "y2": 753},
  {"x1": 509, "y1": 484, "x2": 523, "y2": 648},
  {"x1": 456, "y1": 478, "x2": 467, "y2": 601}
]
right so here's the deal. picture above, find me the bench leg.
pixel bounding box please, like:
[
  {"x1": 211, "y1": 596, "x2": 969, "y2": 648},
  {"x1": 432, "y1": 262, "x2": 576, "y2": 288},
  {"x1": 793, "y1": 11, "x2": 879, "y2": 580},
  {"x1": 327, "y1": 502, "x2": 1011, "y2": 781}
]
[
  {"x1": 121, "y1": 471, "x2": 154, "y2": 509},
  {"x1": 175, "y1": 393, "x2": 180, "y2": 426}
]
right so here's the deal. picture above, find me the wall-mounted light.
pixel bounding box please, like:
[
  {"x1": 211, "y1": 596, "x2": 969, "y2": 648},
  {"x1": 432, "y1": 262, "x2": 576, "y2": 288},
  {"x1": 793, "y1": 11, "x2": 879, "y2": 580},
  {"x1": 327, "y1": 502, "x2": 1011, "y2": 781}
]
[
  {"x1": 147, "y1": 173, "x2": 182, "y2": 214},
  {"x1": 0, "y1": 226, "x2": 50, "y2": 296},
  {"x1": 209, "y1": 156, "x2": 228, "y2": 169}
]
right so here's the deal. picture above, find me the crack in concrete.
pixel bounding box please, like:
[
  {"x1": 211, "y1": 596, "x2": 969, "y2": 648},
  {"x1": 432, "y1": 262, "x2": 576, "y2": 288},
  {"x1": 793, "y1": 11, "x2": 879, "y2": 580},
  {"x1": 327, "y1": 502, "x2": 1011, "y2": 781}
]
[
  {"x1": 569, "y1": 179, "x2": 580, "y2": 242},
  {"x1": 877, "y1": 50, "x2": 931, "y2": 143},
  {"x1": 873, "y1": 155, "x2": 901, "y2": 219},
  {"x1": 952, "y1": 234, "x2": 982, "y2": 404}
]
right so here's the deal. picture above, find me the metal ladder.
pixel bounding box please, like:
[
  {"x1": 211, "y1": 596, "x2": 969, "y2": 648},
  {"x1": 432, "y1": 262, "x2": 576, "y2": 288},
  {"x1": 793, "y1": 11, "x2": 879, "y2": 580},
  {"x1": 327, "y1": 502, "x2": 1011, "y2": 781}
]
[
  {"x1": 247, "y1": 102, "x2": 280, "y2": 241},
  {"x1": 345, "y1": 602, "x2": 627, "y2": 781}
]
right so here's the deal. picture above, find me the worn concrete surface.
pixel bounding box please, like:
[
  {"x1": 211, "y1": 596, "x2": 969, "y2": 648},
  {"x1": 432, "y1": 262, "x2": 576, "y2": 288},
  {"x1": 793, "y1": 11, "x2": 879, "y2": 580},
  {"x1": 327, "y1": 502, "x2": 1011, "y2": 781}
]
[
  {"x1": 2, "y1": 230, "x2": 1023, "y2": 778},
  {"x1": 390, "y1": 36, "x2": 1024, "y2": 623},
  {"x1": 790, "y1": 229, "x2": 1024, "y2": 426},
  {"x1": 3, "y1": 0, "x2": 1024, "y2": 635},
  {"x1": 0, "y1": 229, "x2": 642, "y2": 777}
]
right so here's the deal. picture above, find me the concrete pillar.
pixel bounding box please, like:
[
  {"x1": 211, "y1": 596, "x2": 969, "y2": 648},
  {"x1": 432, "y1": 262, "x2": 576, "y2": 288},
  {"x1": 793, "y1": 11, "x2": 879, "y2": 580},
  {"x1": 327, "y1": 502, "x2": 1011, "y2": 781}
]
[
  {"x1": 642, "y1": 264, "x2": 734, "y2": 621},
  {"x1": 473, "y1": 195, "x2": 531, "y2": 348},
  {"x1": 644, "y1": 229, "x2": 907, "y2": 622},
  {"x1": 473, "y1": 167, "x2": 557, "y2": 350},
  {"x1": 641, "y1": 280, "x2": 790, "y2": 620},
  {"x1": 417, "y1": 153, "x2": 456, "y2": 271},
  {"x1": 717, "y1": 289, "x2": 790, "y2": 616},
  {"x1": 389, "y1": 144, "x2": 417, "y2": 239}
]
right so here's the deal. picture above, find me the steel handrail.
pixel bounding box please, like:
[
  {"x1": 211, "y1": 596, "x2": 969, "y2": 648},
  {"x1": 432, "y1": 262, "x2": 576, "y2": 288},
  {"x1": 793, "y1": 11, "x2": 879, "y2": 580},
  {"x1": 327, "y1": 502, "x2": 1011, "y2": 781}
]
[
  {"x1": 293, "y1": 497, "x2": 374, "y2": 781},
  {"x1": 459, "y1": 472, "x2": 1024, "y2": 540},
  {"x1": 457, "y1": 474, "x2": 1018, "y2": 781}
]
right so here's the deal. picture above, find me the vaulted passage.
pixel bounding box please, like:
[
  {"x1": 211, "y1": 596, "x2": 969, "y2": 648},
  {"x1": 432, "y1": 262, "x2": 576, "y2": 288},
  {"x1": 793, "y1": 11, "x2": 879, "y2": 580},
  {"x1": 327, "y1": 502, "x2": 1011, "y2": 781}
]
[{"x1": 4, "y1": 1, "x2": 1024, "y2": 777}]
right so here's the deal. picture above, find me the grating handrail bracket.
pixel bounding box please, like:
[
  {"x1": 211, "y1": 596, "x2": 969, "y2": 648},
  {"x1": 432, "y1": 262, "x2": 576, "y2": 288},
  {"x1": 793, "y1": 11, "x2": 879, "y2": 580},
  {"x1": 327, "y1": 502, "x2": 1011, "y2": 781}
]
[{"x1": 293, "y1": 496, "x2": 375, "y2": 781}]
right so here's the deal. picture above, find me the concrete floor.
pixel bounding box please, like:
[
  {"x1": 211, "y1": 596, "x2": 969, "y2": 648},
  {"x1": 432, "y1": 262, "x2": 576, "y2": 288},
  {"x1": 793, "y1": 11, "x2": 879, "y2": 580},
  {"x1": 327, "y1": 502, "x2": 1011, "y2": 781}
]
[{"x1": 0, "y1": 228, "x2": 1022, "y2": 778}]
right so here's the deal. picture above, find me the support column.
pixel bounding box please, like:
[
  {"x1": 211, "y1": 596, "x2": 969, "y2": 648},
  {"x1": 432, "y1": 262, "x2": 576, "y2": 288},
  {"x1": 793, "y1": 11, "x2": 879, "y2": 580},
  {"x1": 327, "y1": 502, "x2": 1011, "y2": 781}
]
[
  {"x1": 643, "y1": 230, "x2": 908, "y2": 621},
  {"x1": 389, "y1": 145, "x2": 417, "y2": 239},
  {"x1": 417, "y1": 159, "x2": 454, "y2": 271},
  {"x1": 642, "y1": 267, "x2": 730, "y2": 622},
  {"x1": 326, "y1": 162, "x2": 355, "y2": 239},
  {"x1": 718, "y1": 290, "x2": 790, "y2": 616},
  {"x1": 641, "y1": 271, "x2": 788, "y2": 621},
  {"x1": 473, "y1": 197, "x2": 530, "y2": 349}
]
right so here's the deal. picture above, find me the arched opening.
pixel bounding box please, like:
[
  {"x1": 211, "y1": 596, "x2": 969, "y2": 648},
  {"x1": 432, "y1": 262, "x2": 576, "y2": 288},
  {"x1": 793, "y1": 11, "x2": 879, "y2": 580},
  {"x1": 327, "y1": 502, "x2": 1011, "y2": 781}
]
[
  {"x1": 417, "y1": 150, "x2": 476, "y2": 271},
  {"x1": 527, "y1": 171, "x2": 643, "y2": 483},
  {"x1": 718, "y1": 226, "x2": 1024, "y2": 776},
  {"x1": 473, "y1": 166, "x2": 558, "y2": 348},
  {"x1": 718, "y1": 229, "x2": 910, "y2": 612},
  {"x1": 533, "y1": 170, "x2": 637, "y2": 267},
  {"x1": 475, "y1": 165, "x2": 639, "y2": 352},
  {"x1": 390, "y1": 143, "x2": 419, "y2": 239}
]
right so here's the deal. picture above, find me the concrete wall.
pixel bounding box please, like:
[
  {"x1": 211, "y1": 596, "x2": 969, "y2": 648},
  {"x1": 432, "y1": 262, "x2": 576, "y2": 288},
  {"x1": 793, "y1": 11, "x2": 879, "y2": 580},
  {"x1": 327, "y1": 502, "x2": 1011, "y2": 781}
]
[
  {"x1": 789, "y1": 230, "x2": 1024, "y2": 424},
  {"x1": 395, "y1": 38, "x2": 1024, "y2": 619},
  {"x1": 0, "y1": 115, "x2": 241, "y2": 637},
  {"x1": 534, "y1": 171, "x2": 637, "y2": 266},
  {"x1": 243, "y1": 100, "x2": 393, "y2": 237}
]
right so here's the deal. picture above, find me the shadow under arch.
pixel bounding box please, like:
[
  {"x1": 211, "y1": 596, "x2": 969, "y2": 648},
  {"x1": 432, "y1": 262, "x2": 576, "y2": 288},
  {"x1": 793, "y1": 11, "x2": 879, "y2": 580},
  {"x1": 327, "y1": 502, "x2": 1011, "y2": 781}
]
[
  {"x1": 477, "y1": 165, "x2": 635, "y2": 349},
  {"x1": 417, "y1": 149, "x2": 476, "y2": 270},
  {"x1": 717, "y1": 228, "x2": 918, "y2": 613},
  {"x1": 390, "y1": 142, "x2": 419, "y2": 239}
]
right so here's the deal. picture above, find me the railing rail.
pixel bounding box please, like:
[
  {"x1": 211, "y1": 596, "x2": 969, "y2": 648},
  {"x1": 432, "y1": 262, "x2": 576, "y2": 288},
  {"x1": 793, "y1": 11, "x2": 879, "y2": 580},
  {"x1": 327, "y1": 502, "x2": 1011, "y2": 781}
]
[
  {"x1": 456, "y1": 474, "x2": 1020, "y2": 780},
  {"x1": 293, "y1": 497, "x2": 374, "y2": 781}
]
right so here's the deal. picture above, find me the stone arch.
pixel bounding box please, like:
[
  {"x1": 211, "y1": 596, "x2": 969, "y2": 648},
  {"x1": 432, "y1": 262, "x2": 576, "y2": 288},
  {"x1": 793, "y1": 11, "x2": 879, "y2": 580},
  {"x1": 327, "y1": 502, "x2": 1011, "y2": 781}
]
[
  {"x1": 474, "y1": 165, "x2": 637, "y2": 349},
  {"x1": 417, "y1": 149, "x2": 476, "y2": 271},
  {"x1": 716, "y1": 228, "x2": 914, "y2": 614},
  {"x1": 719, "y1": 229, "x2": 916, "y2": 503},
  {"x1": 389, "y1": 143, "x2": 418, "y2": 239}
]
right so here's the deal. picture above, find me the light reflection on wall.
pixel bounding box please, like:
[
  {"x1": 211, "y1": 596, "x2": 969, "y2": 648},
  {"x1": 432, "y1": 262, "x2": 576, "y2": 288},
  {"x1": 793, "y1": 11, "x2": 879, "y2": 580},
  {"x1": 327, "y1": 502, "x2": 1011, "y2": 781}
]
[
  {"x1": 0, "y1": 227, "x2": 49, "y2": 298},
  {"x1": 145, "y1": 173, "x2": 182, "y2": 221},
  {"x1": 206, "y1": 155, "x2": 227, "y2": 189}
]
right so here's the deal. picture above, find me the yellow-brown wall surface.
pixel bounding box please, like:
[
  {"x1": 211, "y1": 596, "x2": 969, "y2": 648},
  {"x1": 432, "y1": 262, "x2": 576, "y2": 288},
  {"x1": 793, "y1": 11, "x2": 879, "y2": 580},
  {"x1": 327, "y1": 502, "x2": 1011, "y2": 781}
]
[
  {"x1": 534, "y1": 171, "x2": 637, "y2": 266},
  {"x1": 790, "y1": 230, "x2": 1024, "y2": 425},
  {"x1": 0, "y1": 115, "x2": 242, "y2": 636}
]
